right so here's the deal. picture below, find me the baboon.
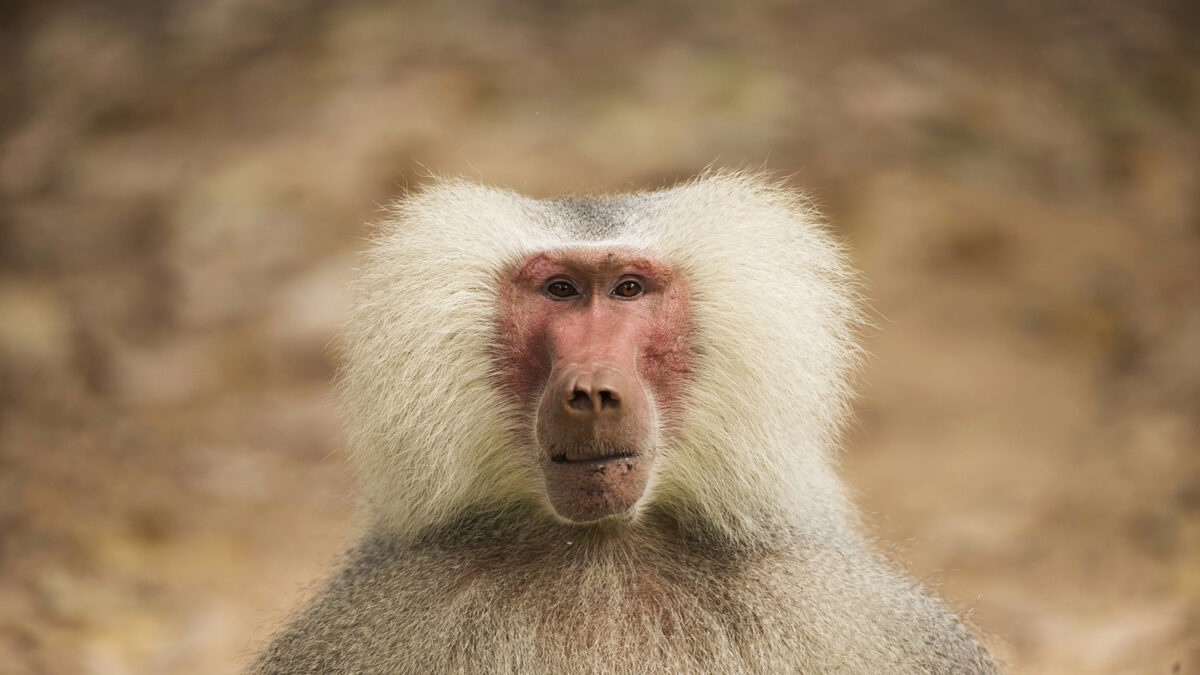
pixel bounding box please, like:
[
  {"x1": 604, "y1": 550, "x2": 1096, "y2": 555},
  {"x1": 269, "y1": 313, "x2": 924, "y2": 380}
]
[{"x1": 251, "y1": 171, "x2": 997, "y2": 673}]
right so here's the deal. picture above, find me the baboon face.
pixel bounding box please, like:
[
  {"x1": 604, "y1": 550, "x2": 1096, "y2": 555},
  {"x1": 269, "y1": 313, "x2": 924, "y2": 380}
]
[{"x1": 496, "y1": 247, "x2": 692, "y2": 522}]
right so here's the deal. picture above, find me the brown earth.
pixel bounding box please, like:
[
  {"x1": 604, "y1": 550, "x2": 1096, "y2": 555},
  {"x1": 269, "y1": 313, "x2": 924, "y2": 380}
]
[{"x1": 1, "y1": 1, "x2": 1198, "y2": 673}]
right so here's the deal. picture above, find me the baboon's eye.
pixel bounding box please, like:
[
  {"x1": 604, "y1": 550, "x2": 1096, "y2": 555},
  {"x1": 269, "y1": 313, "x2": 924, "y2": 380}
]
[
  {"x1": 612, "y1": 279, "x2": 643, "y2": 298},
  {"x1": 545, "y1": 280, "x2": 580, "y2": 299}
]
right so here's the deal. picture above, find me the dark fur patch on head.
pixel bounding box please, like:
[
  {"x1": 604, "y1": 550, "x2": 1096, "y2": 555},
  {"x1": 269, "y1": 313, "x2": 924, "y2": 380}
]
[{"x1": 550, "y1": 197, "x2": 639, "y2": 239}]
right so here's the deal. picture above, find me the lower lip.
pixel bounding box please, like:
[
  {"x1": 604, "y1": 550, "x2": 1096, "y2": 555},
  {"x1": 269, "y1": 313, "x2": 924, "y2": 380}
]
[{"x1": 542, "y1": 455, "x2": 651, "y2": 522}]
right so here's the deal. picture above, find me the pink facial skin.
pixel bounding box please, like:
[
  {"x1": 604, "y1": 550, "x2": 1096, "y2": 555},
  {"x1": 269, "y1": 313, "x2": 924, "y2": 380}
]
[{"x1": 495, "y1": 248, "x2": 692, "y2": 522}]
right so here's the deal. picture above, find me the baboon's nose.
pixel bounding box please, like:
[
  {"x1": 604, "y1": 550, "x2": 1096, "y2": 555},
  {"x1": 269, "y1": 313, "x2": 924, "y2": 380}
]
[
  {"x1": 562, "y1": 367, "x2": 625, "y2": 418},
  {"x1": 536, "y1": 361, "x2": 652, "y2": 459}
]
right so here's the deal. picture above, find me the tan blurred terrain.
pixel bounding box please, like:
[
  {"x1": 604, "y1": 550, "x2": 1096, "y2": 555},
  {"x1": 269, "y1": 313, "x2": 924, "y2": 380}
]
[{"x1": 1, "y1": 1, "x2": 1198, "y2": 673}]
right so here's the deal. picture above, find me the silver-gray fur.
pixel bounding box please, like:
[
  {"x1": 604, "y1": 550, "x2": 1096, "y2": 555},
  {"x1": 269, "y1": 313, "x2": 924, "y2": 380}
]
[{"x1": 250, "y1": 172, "x2": 997, "y2": 674}]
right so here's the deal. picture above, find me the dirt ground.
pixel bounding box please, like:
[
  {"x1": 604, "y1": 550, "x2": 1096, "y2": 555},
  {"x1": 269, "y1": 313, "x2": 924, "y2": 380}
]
[{"x1": 1, "y1": 1, "x2": 1198, "y2": 673}]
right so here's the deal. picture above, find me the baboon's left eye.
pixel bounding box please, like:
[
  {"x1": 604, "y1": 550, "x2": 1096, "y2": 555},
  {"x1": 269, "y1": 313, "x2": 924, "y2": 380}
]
[{"x1": 612, "y1": 280, "x2": 643, "y2": 298}]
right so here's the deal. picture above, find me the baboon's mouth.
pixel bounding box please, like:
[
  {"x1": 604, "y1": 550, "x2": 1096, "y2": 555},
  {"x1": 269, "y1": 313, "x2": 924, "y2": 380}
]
[
  {"x1": 550, "y1": 451, "x2": 638, "y2": 464},
  {"x1": 541, "y1": 452, "x2": 651, "y2": 522}
]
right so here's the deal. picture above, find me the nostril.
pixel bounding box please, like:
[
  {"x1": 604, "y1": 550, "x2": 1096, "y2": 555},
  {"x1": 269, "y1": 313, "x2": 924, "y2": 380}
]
[
  {"x1": 598, "y1": 389, "x2": 620, "y2": 409},
  {"x1": 568, "y1": 389, "x2": 592, "y2": 411}
]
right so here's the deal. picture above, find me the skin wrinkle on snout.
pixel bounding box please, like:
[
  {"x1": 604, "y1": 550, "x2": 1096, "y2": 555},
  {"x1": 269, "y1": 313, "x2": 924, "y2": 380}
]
[{"x1": 496, "y1": 247, "x2": 692, "y2": 523}]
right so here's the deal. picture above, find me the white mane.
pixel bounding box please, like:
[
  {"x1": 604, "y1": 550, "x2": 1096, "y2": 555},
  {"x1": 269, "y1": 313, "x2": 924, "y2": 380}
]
[{"x1": 340, "y1": 171, "x2": 863, "y2": 542}]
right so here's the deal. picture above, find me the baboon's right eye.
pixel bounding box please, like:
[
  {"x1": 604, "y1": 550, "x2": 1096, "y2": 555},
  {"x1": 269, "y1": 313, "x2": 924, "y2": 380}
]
[{"x1": 545, "y1": 280, "x2": 580, "y2": 299}]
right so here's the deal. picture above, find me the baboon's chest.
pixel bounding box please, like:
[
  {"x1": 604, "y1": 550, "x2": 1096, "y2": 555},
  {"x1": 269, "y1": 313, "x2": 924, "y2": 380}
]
[{"x1": 393, "y1": 553, "x2": 799, "y2": 672}]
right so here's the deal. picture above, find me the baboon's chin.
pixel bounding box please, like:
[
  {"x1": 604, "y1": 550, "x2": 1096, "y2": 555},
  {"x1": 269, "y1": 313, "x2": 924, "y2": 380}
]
[{"x1": 541, "y1": 446, "x2": 652, "y2": 523}]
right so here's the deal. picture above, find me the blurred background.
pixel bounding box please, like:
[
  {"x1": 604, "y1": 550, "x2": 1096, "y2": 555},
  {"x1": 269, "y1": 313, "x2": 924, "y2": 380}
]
[{"x1": 1, "y1": 0, "x2": 1197, "y2": 672}]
